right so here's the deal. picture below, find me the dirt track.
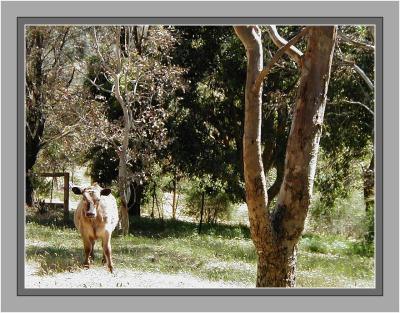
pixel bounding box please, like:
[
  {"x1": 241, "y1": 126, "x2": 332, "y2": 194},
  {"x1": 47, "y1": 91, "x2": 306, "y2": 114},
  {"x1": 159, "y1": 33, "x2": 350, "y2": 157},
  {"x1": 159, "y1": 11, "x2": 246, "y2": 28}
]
[{"x1": 25, "y1": 262, "x2": 252, "y2": 289}]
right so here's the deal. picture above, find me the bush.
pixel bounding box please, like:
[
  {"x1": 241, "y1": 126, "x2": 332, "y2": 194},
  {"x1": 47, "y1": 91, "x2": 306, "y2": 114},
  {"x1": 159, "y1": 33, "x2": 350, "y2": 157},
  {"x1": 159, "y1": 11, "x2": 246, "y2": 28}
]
[
  {"x1": 181, "y1": 176, "x2": 235, "y2": 224},
  {"x1": 307, "y1": 190, "x2": 368, "y2": 239}
]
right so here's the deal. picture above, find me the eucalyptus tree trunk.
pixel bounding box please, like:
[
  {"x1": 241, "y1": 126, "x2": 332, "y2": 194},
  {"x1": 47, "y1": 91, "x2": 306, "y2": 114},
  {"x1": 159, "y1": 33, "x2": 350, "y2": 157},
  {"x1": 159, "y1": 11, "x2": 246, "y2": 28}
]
[
  {"x1": 117, "y1": 138, "x2": 130, "y2": 235},
  {"x1": 127, "y1": 182, "x2": 143, "y2": 217},
  {"x1": 198, "y1": 191, "x2": 206, "y2": 234},
  {"x1": 363, "y1": 155, "x2": 375, "y2": 242},
  {"x1": 114, "y1": 72, "x2": 130, "y2": 235},
  {"x1": 235, "y1": 26, "x2": 337, "y2": 287},
  {"x1": 25, "y1": 28, "x2": 45, "y2": 206},
  {"x1": 171, "y1": 175, "x2": 178, "y2": 219}
]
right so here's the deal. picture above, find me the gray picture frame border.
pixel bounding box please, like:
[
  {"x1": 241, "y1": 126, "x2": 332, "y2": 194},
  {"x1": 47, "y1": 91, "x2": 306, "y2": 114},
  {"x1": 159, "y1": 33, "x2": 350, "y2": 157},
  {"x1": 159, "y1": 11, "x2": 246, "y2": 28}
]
[{"x1": 2, "y1": 1, "x2": 398, "y2": 312}]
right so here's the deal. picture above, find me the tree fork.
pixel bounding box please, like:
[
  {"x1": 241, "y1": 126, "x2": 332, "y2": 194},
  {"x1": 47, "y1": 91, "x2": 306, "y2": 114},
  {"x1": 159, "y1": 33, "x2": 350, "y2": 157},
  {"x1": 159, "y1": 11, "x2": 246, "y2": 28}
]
[{"x1": 235, "y1": 25, "x2": 337, "y2": 287}]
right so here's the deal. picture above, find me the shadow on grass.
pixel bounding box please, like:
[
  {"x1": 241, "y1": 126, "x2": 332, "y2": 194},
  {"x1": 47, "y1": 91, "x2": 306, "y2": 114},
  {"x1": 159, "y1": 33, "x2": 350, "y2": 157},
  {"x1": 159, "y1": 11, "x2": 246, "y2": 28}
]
[
  {"x1": 26, "y1": 210, "x2": 75, "y2": 229},
  {"x1": 26, "y1": 208, "x2": 251, "y2": 240},
  {"x1": 26, "y1": 245, "x2": 83, "y2": 275},
  {"x1": 129, "y1": 216, "x2": 251, "y2": 239}
]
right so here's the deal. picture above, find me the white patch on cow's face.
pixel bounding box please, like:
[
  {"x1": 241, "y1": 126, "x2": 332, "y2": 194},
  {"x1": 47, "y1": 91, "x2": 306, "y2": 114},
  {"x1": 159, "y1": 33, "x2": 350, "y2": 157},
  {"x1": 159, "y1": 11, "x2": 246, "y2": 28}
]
[{"x1": 82, "y1": 188, "x2": 101, "y2": 219}]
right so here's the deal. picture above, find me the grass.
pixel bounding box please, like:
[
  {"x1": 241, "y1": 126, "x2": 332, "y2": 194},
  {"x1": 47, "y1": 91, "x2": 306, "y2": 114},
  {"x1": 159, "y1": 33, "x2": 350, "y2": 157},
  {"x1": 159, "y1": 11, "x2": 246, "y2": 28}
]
[{"x1": 25, "y1": 210, "x2": 375, "y2": 288}]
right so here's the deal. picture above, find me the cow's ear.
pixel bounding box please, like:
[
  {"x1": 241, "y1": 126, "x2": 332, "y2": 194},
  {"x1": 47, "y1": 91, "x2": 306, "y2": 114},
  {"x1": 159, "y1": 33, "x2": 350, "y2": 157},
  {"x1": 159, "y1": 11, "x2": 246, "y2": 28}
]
[
  {"x1": 72, "y1": 187, "x2": 83, "y2": 195},
  {"x1": 100, "y1": 188, "x2": 112, "y2": 196}
]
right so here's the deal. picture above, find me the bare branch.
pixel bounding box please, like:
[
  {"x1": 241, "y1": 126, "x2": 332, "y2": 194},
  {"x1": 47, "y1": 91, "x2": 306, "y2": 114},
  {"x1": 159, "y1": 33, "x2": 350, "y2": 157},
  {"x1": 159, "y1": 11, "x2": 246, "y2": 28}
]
[
  {"x1": 338, "y1": 31, "x2": 375, "y2": 51},
  {"x1": 353, "y1": 63, "x2": 374, "y2": 90},
  {"x1": 115, "y1": 27, "x2": 122, "y2": 73},
  {"x1": 266, "y1": 26, "x2": 304, "y2": 66},
  {"x1": 66, "y1": 67, "x2": 75, "y2": 88},
  {"x1": 92, "y1": 27, "x2": 113, "y2": 74},
  {"x1": 39, "y1": 123, "x2": 79, "y2": 148},
  {"x1": 86, "y1": 76, "x2": 113, "y2": 94},
  {"x1": 253, "y1": 27, "x2": 308, "y2": 92},
  {"x1": 114, "y1": 73, "x2": 127, "y2": 108},
  {"x1": 342, "y1": 99, "x2": 374, "y2": 116},
  {"x1": 340, "y1": 59, "x2": 374, "y2": 90}
]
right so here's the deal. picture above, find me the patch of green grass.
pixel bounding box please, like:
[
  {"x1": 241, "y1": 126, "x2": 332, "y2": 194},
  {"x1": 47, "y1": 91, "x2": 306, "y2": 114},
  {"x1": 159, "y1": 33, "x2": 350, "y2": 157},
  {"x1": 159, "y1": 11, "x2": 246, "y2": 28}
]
[
  {"x1": 300, "y1": 233, "x2": 374, "y2": 257},
  {"x1": 297, "y1": 252, "x2": 375, "y2": 287},
  {"x1": 25, "y1": 212, "x2": 374, "y2": 287}
]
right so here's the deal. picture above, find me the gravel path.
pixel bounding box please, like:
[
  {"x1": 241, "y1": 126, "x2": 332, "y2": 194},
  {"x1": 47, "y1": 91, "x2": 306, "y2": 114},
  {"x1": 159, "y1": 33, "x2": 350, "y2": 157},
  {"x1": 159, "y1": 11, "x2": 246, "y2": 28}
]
[{"x1": 25, "y1": 262, "x2": 252, "y2": 289}]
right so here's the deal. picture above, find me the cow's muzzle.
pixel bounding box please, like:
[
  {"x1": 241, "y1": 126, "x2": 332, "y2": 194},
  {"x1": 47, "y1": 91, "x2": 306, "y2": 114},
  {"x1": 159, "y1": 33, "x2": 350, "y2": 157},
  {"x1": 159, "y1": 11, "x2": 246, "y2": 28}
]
[{"x1": 86, "y1": 212, "x2": 96, "y2": 218}]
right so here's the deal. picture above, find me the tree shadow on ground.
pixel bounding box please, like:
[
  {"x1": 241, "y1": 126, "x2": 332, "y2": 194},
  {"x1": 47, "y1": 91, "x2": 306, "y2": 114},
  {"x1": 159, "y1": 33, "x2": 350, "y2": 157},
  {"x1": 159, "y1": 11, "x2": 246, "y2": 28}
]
[
  {"x1": 129, "y1": 216, "x2": 251, "y2": 240},
  {"x1": 25, "y1": 208, "x2": 251, "y2": 240}
]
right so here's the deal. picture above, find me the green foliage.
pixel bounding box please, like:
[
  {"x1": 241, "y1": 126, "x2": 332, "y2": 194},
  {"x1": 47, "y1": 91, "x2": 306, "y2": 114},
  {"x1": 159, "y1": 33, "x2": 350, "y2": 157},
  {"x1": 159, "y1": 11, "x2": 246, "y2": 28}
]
[
  {"x1": 308, "y1": 189, "x2": 369, "y2": 239},
  {"x1": 168, "y1": 26, "x2": 246, "y2": 201},
  {"x1": 300, "y1": 233, "x2": 374, "y2": 257},
  {"x1": 30, "y1": 175, "x2": 53, "y2": 200},
  {"x1": 181, "y1": 176, "x2": 236, "y2": 223},
  {"x1": 316, "y1": 24, "x2": 374, "y2": 211},
  {"x1": 86, "y1": 146, "x2": 119, "y2": 187}
]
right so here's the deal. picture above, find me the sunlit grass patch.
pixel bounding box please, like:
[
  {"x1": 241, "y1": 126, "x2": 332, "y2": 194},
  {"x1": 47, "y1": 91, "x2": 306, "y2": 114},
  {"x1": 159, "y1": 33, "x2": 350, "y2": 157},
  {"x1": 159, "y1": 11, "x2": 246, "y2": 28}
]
[{"x1": 25, "y1": 214, "x2": 374, "y2": 287}]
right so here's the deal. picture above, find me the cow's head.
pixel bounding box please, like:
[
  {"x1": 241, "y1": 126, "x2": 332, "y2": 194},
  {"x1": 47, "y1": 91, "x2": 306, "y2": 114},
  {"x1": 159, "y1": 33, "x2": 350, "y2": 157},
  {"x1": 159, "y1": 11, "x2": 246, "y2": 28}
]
[{"x1": 72, "y1": 185, "x2": 112, "y2": 219}]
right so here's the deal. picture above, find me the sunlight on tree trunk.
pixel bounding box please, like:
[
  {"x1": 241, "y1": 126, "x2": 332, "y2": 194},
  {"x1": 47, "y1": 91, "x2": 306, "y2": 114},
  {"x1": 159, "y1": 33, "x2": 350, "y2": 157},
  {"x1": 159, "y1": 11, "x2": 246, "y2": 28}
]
[{"x1": 235, "y1": 25, "x2": 337, "y2": 287}]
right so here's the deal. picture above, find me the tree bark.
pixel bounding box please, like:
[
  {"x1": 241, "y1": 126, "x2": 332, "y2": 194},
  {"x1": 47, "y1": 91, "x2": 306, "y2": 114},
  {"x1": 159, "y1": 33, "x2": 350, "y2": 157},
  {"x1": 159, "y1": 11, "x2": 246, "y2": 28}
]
[
  {"x1": 235, "y1": 26, "x2": 337, "y2": 287},
  {"x1": 198, "y1": 191, "x2": 205, "y2": 234},
  {"x1": 268, "y1": 26, "x2": 337, "y2": 287},
  {"x1": 25, "y1": 29, "x2": 45, "y2": 206},
  {"x1": 118, "y1": 151, "x2": 130, "y2": 235},
  {"x1": 128, "y1": 182, "x2": 143, "y2": 217},
  {"x1": 363, "y1": 155, "x2": 375, "y2": 242},
  {"x1": 234, "y1": 26, "x2": 273, "y2": 278},
  {"x1": 116, "y1": 81, "x2": 131, "y2": 234},
  {"x1": 171, "y1": 174, "x2": 178, "y2": 219}
]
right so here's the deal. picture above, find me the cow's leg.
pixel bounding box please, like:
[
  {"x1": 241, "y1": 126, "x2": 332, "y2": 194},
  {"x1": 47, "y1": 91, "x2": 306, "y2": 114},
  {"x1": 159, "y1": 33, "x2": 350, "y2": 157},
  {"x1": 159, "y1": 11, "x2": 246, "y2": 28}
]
[
  {"x1": 82, "y1": 236, "x2": 92, "y2": 268},
  {"x1": 101, "y1": 238, "x2": 106, "y2": 264},
  {"x1": 102, "y1": 231, "x2": 113, "y2": 273},
  {"x1": 90, "y1": 240, "x2": 95, "y2": 263},
  {"x1": 102, "y1": 249, "x2": 106, "y2": 265}
]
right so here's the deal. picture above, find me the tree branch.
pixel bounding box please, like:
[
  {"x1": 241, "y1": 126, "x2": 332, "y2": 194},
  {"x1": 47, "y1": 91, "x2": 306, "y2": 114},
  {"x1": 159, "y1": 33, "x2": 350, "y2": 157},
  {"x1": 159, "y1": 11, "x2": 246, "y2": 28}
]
[
  {"x1": 340, "y1": 59, "x2": 374, "y2": 90},
  {"x1": 66, "y1": 67, "x2": 75, "y2": 88},
  {"x1": 85, "y1": 76, "x2": 113, "y2": 94},
  {"x1": 342, "y1": 99, "x2": 374, "y2": 116},
  {"x1": 114, "y1": 73, "x2": 129, "y2": 113},
  {"x1": 338, "y1": 31, "x2": 375, "y2": 51},
  {"x1": 92, "y1": 27, "x2": 113, "y2": 74},
  {"x1": 253, "y1": 27, "x2": 308, "y2": 93},
  {"x1": 39, "y1": 124, "x2": 79, "y2": 148},
  {"x1": 266, "y1": 26, "x2": 304, "y2": 66}
]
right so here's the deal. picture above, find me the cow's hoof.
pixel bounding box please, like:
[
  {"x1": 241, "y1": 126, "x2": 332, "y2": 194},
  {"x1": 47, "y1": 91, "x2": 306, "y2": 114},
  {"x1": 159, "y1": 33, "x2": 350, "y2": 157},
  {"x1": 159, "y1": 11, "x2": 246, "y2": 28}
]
[
  {"x1": 83, "y1": 263, "x2": 90, "y2": 269},
  {"x1": 108, "y1": 266, "x2": 114, "y2": 273}
]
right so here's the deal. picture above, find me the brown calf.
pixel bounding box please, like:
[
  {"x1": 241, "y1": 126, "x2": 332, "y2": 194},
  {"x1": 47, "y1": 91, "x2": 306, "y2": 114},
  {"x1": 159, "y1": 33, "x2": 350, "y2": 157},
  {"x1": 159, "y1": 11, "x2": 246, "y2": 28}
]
[{"x1": 72, "y1": 184, "x2": 119, "y2": 273}]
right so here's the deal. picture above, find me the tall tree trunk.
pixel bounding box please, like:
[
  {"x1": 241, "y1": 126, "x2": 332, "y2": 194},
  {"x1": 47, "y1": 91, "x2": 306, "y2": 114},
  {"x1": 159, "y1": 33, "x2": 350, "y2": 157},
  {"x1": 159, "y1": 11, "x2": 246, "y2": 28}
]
[
  {"x1": 25, "y1": 138, "x2": 43, "y2": 206},
  {"x1": 234, "y1": 26, "x2": 274, "y2": 285},
  {"x1": 114, "y1": 65, "x2": 131, "y2": 234},
  {"x1": 267, "y1": 27, "x2": 337, "y2": 286},
  {"x1": 127, "y1": 182, "x2": 143, "y2": 217},
  {"x1": 25, "y1": 28, "x2": 45, "y2": 206},
  {"x1": 363, "y1": 155, "x2": 375, "y2": 242},
  {"x1": 198, "y1": 191, "x2": 205, "y2": 234},
  {"x1": 118, "y1": 151, "x2": 130, "y2": 235},
  {"x1": 116, "y1": 90, "x2": 131, "y2": 235},
  {"x1": 171, "y1": 174, "x2": 178, "y2": 219},
  {"x1": 235, "y1": 25, "x2": 337, "y2": 287}
]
